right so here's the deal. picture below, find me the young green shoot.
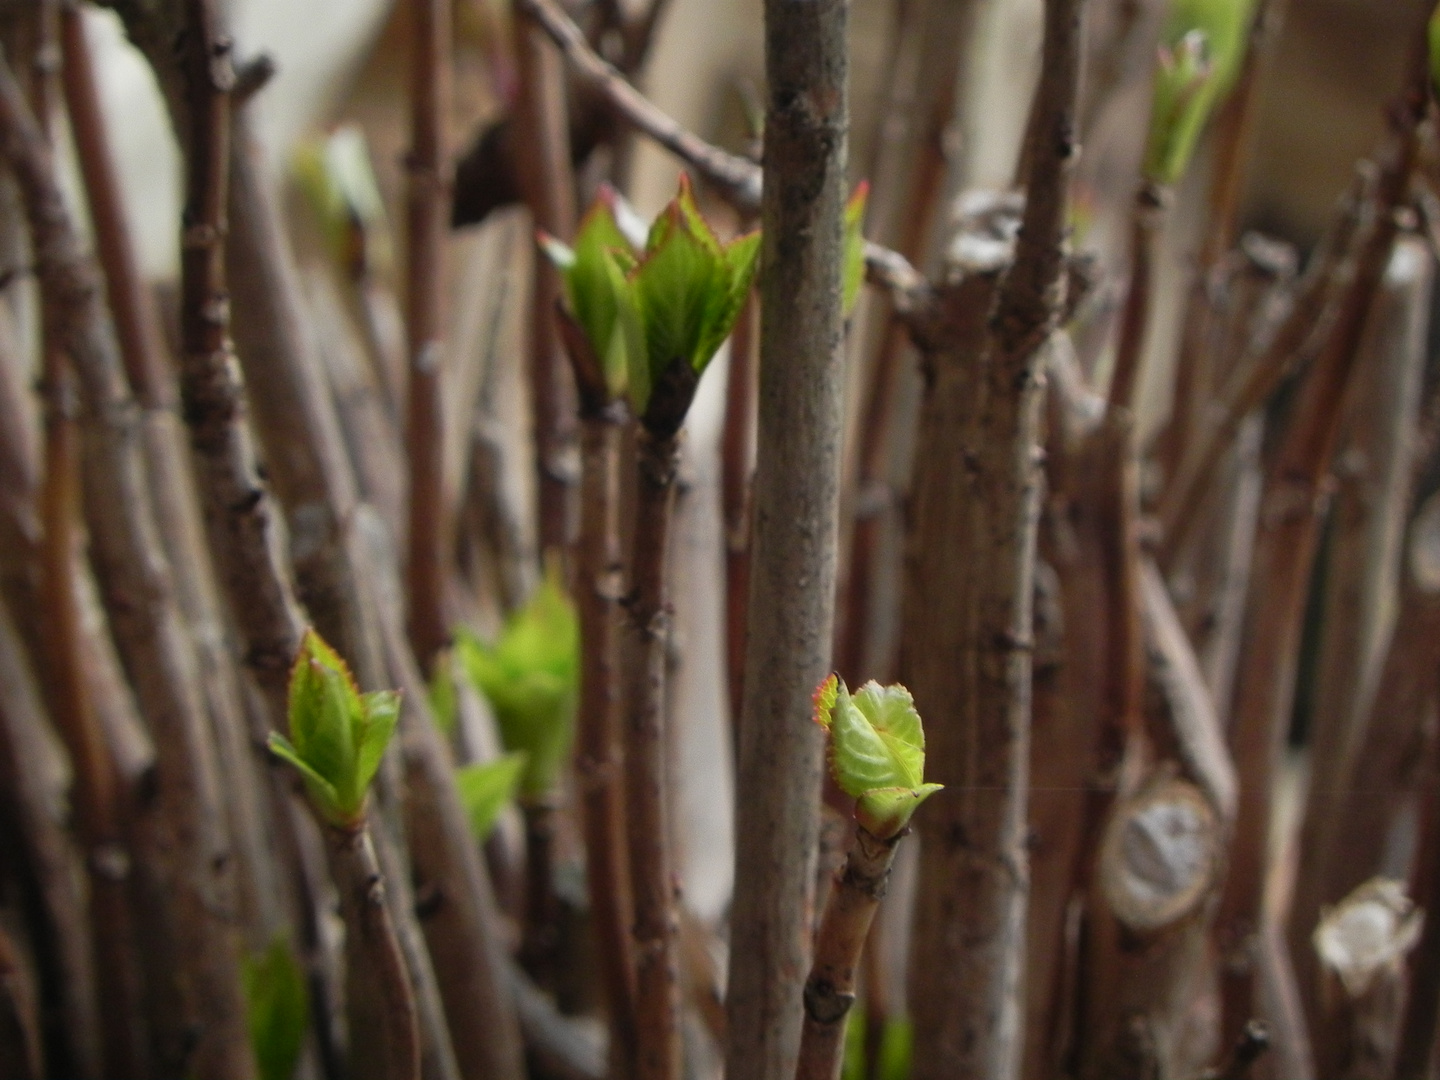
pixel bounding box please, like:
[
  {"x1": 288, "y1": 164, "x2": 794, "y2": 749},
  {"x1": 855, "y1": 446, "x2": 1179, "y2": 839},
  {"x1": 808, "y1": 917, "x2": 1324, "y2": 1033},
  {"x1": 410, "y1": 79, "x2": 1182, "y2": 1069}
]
[
  {"x1": 455, "y1": 566, "x2": 578, "y2": 802},
  {"x1": 267, "y1": 629, "x2": 400, "y2": 830},
  {"x1": 267, "y1": 630, "x2": 418, "y2": 1080},
  {"x1": 539, "y1": 184, "x2": 645, "y2": 406},
  {"x1": 798, "y1": 675, "x2": 939, "y2": 1080},
  {"x1": 812, "y1": 674, "x2": 942, "y2": 841},
  {"x1": 1143, "y1": 0, "x2": 1256, "y2": 186},
  {"x1": 543, "y1": 174, "x2": 760, "y2": 434},
  {"x1": 243, "y1": 937, "x2": 310, "y2": 1080}
]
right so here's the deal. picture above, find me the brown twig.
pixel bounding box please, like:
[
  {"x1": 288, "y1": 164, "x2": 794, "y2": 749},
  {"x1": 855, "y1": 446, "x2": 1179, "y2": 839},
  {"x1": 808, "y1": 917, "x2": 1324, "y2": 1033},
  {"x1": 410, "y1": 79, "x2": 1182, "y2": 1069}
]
[
  {"x1": 61, "y1": 0, "x2": 293, "y2": 957},
  {"x1": 1214, "y1": 37, "x2": 1429, "y2": 1050},
  {"x1": 0, "y1": 34, "x2": 255, "y2": 1080},
  {"x1": 405, "y1": 0, "x2": 455, "y2": 666},
  {"x1": 556, "y1": 314, "x2": 638, "y2": 1075},
  {"x1": 106, "y1": 6, "x2": 526, "y2": 1076},
  {"x1": 0, "y1": 596, "x2": 111, "y2": 1079},
  {"x1": 902, "y1": 1, "x2": 1082, "y2": 1077},
  {"x1": 624, "y1": 427, "x2": 684, "y2": 1080},
  {"x1": 514, "y1": 0, "x2": 579, "y2": 556},
  {"x1": 833, "y1": 0, "x2": 974, "y2": 690},
  {"x1": 724, "y1": 1, "x2": 850, "y2": 1078},
  {"x1": 32, "y1": 33, "x2": 142, "y2": 1067},
  {"x1": 1080, "y1": 777, "x2": 1225, "y2": 1080},
  {"x1": 1159, "y1": 166, "x2": 1374, "y2": 556},
  {"x1": 0, "y1": 918, "x2": 41, "y2": 1080},
  {"x1": 519, "y1": 0, "x2": 760, "y2": 210},
  {"x1": 795, "y1": 826, "x2": 904, "y2": 1080},
  {"x1": 325, "y1": 822, "x2": 421, "y2": 1080},
  {"x1": 1287, "y1": 235, "x2": 1432, "y2": 1043}
]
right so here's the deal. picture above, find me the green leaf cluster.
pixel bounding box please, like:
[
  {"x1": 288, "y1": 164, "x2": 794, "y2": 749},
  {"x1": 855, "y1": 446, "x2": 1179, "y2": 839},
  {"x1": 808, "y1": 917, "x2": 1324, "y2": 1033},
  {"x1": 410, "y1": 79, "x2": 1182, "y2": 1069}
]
[
  {"x1": 294, "y1": 123, "x2": 392, "y2": 275},
  {"x1": 1142, "y1": 0, "x2": 1256, "y2": 186},
  {"x1": 455, "y1": 753, "x2": 528, "y2": 840},
  {"x1": 812, "y1": 675, "x2": 941, "y2": 839},
  {"x1": 542, "y1": 175, "x2": 760, "y2": 424},
  {"x1": 457, "y1": 570, "x2": 578, "y2": 800},
  {"x1": 268, "y1": 630, "x2": 400, "y2": 828},
  {"x1": 243, "y1": 937, "x2": 310, "y2": 1080}
]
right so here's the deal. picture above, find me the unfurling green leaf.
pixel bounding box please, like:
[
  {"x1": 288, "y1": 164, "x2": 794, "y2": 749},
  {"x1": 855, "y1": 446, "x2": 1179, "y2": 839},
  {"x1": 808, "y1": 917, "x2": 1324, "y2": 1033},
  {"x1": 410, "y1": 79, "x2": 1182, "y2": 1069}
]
[
  {"x1": 812, "y1": 675, "x2": 941, "y2": 838},
  {"x1": 456, "y1": 753, "x2": 528, "y2": 840},
  {"x1": 628, "y1": 174, "x2": 759, "y2": 420},
  {"x1": 457, "y1": 568, "x2": 578, "y2": 799},
  {"x1": 1142, "y1": 0, "x2": 1255, "y2": 185},
  {"x1": 243, "y1": 937, "x2": 310, "y2": 1080},
  {"x1": 843, "y1": 181, "x2": 870, "y2": 317},
  {"x1": 545, "y1": 176, "x2": 759, "y2": 427},
  {"x1": 268, "y1": 629, "x2": 399, "y2": 827},
  {"x1": 540, "y1": 185, "x2": 642, "y2": 399}
]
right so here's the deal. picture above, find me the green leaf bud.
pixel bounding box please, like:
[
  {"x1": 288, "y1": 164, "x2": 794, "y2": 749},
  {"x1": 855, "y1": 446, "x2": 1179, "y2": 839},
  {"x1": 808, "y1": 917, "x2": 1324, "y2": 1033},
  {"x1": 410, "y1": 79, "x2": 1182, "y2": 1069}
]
[
  {"x1": 626, "y1": 174, "x2": 760, "y2": 427},
  {"x1": 457, "y1": 567, "x2": 578, "y2": 800},
  {"x1": 243, "y1": 937, "x2": 310, "y2": 1080},
  {"x1": 1142, "y1": 0, "x2": 1256, "y2": 185},
  {"x1": 268, "y1": 629, "x2": 399, "y2": 828},
  {"x1": 812, "y1": 674, "x2": 942, "y2": 839},
  {"x1": 540, "y1": 185, "x2": 643, "y2": 401}
]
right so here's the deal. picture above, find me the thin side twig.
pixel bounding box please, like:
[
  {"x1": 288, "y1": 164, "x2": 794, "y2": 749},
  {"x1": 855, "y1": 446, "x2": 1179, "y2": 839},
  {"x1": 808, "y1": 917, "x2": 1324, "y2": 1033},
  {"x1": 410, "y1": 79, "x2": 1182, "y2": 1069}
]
[{"x1": 795, "y1": 826, "x2": 904, "y2": 1080}]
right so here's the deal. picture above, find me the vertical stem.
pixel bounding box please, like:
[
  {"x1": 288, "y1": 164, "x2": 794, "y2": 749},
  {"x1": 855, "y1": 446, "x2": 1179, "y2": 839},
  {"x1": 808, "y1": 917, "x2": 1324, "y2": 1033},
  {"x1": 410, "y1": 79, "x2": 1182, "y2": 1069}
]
[
  {"x1": 514, "y1": 5, "x2": 579, "y2": 554},
  {"x1": 575, "y1": 406, "x2": 637, "y2": 1075},
  {"x1": 903, "y1": 1, "x2": 1081, "y2": 1077},
  {"x1": 1214, "y1": 49, "x2": 1426, "y2": 1049},
  {"x1": 326, "y1": 823, "x2": 421, "y2": 1080},
  {"x1": 0, "y1": 34, "x2": 255, "y2": 1080},
  {"x1": 61, "y1": 0, "x2": 291, "y2": 953},
  {"x1": 406, "y1": 0, "x2": 453, "y2": 667},
  {"x1": 1287, "y1": 236, "x2": 1431, "y2": 1040},
  {"x1": 30, "y1": 48, "x2": 142, "y2": 1066},
  {"x1": 0, "y1": 595, "x2": 109, "y2": 1080},
  {"x1": 1160, "y1": 0, "x2": 1288, "y2": 482},
  {"x1": 721, "y1": 290, "x2": 755, "y2": 746},
  {"x1": 625, "y1": 429, "x2": 682, "y2": 1080},
  {"x1": 58, "y1": 5, "x2": 168, "y2": 409},
  {"x1": 795, "y1": 826, "x2": 903, "y2": 1080},
  {"x1": 725, "y1": 0, "x2": 848, "y2": 1077}
]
